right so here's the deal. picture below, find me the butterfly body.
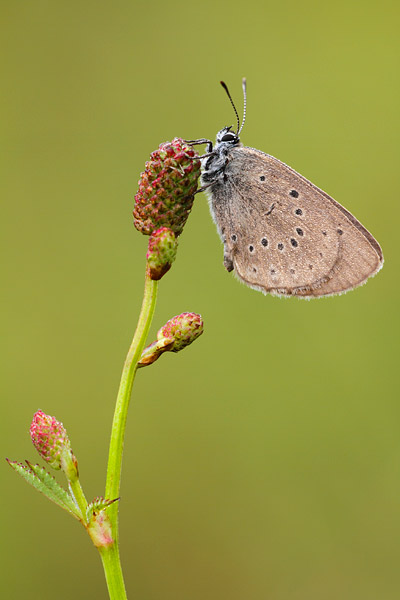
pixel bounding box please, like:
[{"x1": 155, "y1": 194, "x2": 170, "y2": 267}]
[{"x1": 200, "y1": 127, "x2": 383, "y2": 298}]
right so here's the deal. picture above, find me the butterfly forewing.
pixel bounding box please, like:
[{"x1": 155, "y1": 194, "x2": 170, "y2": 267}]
[{"x1": 208, "y1": 147, "x2": 383, "y2": 297}]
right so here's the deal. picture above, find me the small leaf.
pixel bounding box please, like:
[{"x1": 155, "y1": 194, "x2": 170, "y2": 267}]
[
  {"x1": 26, "y1": 461, "x2": 81, "y2": 517},
  {"x1": 86, "y1": 496, "x2": 119, "y2": 522},
  {"x1": 6, "y1": 459, "x2": 81, "y2": 519}
]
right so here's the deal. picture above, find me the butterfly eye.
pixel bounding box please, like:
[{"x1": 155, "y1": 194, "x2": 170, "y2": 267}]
[{"x1": 220, "y1": 133, "x2": 236, "y2": 142}]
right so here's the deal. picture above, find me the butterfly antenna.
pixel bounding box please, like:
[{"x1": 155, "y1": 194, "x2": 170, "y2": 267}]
[
  {"x1": 238, "y1": 77, "x2": 247, "y2": 136},
  {"x1": 220, "y1": 80, "x2": 240, "y2": 135}
]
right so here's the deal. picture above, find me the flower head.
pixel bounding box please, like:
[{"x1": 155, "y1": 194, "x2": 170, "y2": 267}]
[{"x1": 134, "y1": 138, "x2": 200, "y2": 236}]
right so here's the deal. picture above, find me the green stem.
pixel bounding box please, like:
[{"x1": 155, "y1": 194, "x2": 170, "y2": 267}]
[
  {"x1": 69, "y1": 479, "x2": 88, "y2": 521},
  {"x1": 100, "y1": 266, "x2": 158, "y2": 599},
  {"x1": 99, "y1": 544, "x2": 126, "y2": 600}
]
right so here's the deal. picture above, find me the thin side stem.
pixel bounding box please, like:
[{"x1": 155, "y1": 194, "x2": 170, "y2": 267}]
[{"x1": 69, "y1": 479, "x2": 88, "y2": 521}]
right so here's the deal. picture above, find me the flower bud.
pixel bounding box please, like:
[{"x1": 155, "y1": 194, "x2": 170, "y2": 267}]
[
  {"x1": 147, "y1": 227, "x2": 178, "y2": 280},
  {"x1": 134, "y1": 138, "x2": 200, "y2": 236},
  {"x1": 138, "y1": 313, "x2": 204, "y2": 367},
  {"x1": 157, "y1": 312, "x2": 203, "y2": 352},
  {"x1": 30, "y1": 410, "x2": 78, "y2": 481}
]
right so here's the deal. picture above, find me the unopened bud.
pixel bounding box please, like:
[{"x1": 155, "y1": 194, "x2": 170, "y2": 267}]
[
  {"x1": 30, "y1": 410, "x2": 78, "y2": 481},
  {"x1": 157, "y1": 312, "x2": 203, "y2": 352},
  {"x1": 138, "y1": 313, "x2": 204, "y2": 367},
  {"x1": 147, "y1": 227, "x2": 178, "y2": 280}
]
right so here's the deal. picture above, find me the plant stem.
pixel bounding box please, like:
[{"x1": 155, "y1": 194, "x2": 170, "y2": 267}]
[
  {"x1": 69, "y1": 479, "x2": 88, "y2": 521},
  {"x1": 100, "y1": 266, "x2": 158, "y2": 599},
  {"x1": 99, "y1": 544, "x2": 126, "y2": 600}
]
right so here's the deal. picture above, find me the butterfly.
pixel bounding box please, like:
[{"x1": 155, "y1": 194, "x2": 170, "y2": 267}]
[{"x1": 187, "y1": 79, "x2": 383, "y2": 297}]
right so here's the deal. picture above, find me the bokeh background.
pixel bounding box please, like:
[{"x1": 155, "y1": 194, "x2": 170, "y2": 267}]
[{"x1": 2, "y1": 1, "x2": 399, "y2": 598}]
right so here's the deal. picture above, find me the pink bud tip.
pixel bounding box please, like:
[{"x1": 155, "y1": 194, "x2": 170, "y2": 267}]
[{"x1": 30, "y1": 410, "x2": 71, "y2": 471}]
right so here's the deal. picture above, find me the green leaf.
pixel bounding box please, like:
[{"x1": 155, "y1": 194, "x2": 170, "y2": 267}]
[{"x1": 6, "y1": 459, "x2": 81, "y2": 519}]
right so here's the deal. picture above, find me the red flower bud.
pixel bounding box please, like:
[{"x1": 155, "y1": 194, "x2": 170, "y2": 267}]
[
  {"x1": 30, "y1": 410, "x2": 78, "y2": 480},
  {"x1": 134, "y1": 138, "x2": 200, "y2": 236}
]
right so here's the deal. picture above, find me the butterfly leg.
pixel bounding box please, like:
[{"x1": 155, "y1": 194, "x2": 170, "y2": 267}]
[
  {"x1": 194, "y1": 182, "x2": 214, "y2": 195},
  {"x1": 187, "y1": 152, "x2": 215, "y2": 161},
  {"x1": 185, "y1": 138, "x2": 213, "y2": 153},
  {"x1": 195, "y1": 167, "x2": 228, "y2": 193}
]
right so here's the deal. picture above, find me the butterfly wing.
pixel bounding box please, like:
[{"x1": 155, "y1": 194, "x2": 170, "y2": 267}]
[{"x1": 207, "y1": 146, "x2": 383, "y2": 297}]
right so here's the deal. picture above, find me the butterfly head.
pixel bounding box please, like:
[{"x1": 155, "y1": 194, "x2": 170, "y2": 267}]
[{"x1": 215, "y1": 126, "x2": 240, "y2": 148}]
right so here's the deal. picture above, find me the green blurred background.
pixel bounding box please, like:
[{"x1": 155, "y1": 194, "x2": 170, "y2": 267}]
[{"x1": 2, "y1": 1, "x2": 399, "y2": 598}]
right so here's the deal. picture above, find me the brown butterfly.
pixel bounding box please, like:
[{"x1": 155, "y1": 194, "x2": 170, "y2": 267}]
[{"x1": 187, "y1": 79, "x2": 383, "y2": 298}]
